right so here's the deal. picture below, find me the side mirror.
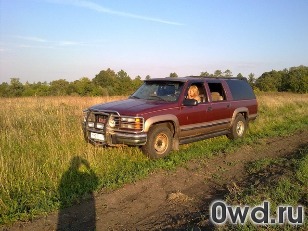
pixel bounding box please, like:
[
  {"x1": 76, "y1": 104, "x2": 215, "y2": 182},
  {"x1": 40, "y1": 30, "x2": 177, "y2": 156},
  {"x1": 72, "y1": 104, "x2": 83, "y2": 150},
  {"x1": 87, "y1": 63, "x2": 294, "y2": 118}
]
[{"x1": 183, "y1": 98, "x2": 198, "y2": 106}]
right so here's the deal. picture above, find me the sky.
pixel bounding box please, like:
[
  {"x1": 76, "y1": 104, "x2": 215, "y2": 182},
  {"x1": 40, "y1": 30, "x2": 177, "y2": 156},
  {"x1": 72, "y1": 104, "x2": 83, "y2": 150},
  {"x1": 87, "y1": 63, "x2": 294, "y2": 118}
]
[{"x1": 0, "y1": 0, "x2": 308, "y2": 83}]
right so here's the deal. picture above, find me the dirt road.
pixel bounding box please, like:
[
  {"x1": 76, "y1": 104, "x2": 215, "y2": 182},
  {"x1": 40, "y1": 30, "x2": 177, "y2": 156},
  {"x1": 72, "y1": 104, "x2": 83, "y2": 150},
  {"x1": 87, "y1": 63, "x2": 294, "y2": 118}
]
[{"x1": 3, "y1": 130, "x2": 308, "y2": 230}]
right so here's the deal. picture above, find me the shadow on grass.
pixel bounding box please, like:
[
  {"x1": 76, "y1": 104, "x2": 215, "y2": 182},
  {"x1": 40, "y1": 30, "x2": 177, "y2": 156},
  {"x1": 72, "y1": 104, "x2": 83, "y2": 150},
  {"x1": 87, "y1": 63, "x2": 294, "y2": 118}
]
[{"x1": 57, "y1": 156, "x2": 99, "y2": 231}]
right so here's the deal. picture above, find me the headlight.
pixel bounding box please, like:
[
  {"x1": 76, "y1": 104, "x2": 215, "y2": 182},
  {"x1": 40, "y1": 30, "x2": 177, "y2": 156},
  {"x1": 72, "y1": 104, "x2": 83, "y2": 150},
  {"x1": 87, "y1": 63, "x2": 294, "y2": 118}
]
[
  {"x1": 121, "y1": 124, "x2": 135, "y2": 129},
  {"x1": 96, "y1": 123, "x2": 104, "y2": 129},
  {"x1": 88, "y1": 112, "x2": 95, "y2": 122},
  {"x1": 83, "y1": 110, "x2": 89, "y2": 122},
  {"x1": 121, "y1": 117, "x2": 136, "y2": 123},
  {"x1": 120, "y1": 117, "x2": 143, "y2": 130}
]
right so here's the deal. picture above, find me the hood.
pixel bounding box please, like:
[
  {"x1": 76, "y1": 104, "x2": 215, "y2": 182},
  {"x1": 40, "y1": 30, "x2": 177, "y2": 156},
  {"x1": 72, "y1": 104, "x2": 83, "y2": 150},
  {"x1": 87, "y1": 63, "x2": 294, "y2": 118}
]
[{"x1": 89, "y1": 98, "x2": 176, "y2": 116}]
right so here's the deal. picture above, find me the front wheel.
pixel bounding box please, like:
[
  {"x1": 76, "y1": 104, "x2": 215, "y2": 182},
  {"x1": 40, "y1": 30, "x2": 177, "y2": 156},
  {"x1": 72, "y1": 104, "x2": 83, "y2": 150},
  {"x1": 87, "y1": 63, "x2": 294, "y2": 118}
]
[
  {"x1": 227, "y1": 114, "x2": 247, "y2": 140},
  {"x1": 141, "y1": 125, "x2": 172, "y2": 159}
]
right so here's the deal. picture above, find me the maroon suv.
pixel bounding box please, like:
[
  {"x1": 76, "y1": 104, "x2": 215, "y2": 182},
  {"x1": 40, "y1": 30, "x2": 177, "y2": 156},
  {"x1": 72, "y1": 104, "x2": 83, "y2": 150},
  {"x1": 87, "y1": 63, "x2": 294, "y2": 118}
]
[{"x1": 82, "y1": 77, "x2": 258, "y2": 159}]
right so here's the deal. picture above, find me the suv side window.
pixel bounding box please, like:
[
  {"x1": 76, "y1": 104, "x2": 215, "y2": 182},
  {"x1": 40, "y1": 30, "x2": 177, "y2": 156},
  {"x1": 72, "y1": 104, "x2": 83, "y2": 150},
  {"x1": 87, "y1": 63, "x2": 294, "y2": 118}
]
[
  {"x1": 208, "y1": 82, "x2": 226, "y2": 101},
  {"x1": 225, "y1": 79, "x2": 256, "y2": 100},
  {"x1": 186, "y1": 82, "x2": 208, "y2": 103}
]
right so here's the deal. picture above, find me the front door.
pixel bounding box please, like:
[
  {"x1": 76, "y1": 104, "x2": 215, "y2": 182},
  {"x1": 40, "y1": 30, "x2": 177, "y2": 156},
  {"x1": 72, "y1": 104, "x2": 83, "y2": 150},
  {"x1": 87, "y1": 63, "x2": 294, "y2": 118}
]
[{"x1": 178, "y1": 81, "x2": 231, "y2": 139}]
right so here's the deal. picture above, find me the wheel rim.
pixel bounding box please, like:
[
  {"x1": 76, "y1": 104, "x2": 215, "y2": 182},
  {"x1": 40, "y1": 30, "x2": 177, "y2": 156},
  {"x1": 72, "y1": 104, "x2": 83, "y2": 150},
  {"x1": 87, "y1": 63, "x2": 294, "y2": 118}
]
[
  {"x1": 236, "y1": 121, "x2": 245, "y2": 136},
  {"x1": 154, "y1": 133, "x2": 169, "y2": 155}
]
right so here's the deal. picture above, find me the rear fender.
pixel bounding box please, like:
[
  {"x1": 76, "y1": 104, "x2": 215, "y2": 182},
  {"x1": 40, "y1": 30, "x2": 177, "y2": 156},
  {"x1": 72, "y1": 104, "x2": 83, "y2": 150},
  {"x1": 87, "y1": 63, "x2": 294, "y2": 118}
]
[{"x1": 230, "y1": 107, "x2": 249, "y2": 127}]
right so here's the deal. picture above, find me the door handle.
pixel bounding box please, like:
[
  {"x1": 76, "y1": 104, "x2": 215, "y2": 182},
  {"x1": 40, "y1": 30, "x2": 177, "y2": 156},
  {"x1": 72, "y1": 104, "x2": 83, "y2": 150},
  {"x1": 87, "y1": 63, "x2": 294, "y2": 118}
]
[
  {"x1": 208, "y1": 106, "x2": 212, "y2": 111},
  {"x1": 227, "y1": 104, "x2": 231, "y2": 108}
]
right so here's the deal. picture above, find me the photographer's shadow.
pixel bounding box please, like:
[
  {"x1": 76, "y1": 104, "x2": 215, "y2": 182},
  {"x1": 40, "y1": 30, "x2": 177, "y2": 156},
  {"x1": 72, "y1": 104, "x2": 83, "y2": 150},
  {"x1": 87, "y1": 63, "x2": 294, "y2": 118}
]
[{"x1": 57, "y1": 156, "x2": 99, "y2": 231}]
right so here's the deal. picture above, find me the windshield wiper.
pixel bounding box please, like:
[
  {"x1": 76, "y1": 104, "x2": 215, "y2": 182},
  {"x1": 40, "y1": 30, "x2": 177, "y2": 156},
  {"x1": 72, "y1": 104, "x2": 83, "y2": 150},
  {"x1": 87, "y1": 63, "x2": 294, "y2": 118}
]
[
  {"x1": 129, "y1": 95, "x2": 140, "y2": 99},
  {"x1": 147, "y1": 95, "x2": 166, "y2": 101}
]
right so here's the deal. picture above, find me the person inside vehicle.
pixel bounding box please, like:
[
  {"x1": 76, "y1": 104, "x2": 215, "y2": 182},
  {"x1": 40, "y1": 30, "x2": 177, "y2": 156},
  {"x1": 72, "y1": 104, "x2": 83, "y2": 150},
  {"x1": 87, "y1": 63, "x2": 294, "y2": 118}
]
[{"x1": 187, "y1": 85, "x2": 201, "y2": 103}]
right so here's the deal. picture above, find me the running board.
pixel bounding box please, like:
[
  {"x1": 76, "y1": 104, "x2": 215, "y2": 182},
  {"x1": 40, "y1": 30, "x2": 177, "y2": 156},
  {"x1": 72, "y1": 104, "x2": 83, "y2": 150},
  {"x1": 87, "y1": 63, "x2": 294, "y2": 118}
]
[{"x1": 179, "y1": 130, "x2": 229, "y2": 145}]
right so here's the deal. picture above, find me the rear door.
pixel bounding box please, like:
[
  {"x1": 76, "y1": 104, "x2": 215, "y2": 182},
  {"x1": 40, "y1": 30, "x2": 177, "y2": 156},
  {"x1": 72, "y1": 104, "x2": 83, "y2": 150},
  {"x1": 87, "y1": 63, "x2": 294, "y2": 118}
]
[{"x1": 205, "y1": 80, "x2": 232, "y2": 131}]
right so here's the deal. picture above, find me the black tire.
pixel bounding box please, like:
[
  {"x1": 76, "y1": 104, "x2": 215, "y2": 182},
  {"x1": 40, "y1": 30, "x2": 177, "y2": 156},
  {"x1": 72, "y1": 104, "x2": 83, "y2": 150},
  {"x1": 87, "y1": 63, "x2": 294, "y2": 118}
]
[
  {"x1": 227, "y1": 114, "x2": 247, "y2": 140},
  {"x1": 141, "y1": 125, "x2": 173, "y2": 159}
]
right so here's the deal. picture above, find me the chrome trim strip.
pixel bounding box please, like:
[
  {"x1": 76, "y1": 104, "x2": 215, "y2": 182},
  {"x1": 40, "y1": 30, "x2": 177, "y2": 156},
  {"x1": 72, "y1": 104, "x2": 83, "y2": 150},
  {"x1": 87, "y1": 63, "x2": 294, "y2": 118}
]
[
  {"x1": 90, "y1": 109, "x2": 120, "y2": 116},
  {"x1": 113, "y1": 132, "x2": 147, "y2": 139},
  {"x1": 180, "y1": 118, "x2": 231, "y2": 132},
  {"x1": 180, "y1": 130, "x2": 229, "y2": 144},
  {"x1": 112, "y1": 132, "x2": 147, "y2": 145}
]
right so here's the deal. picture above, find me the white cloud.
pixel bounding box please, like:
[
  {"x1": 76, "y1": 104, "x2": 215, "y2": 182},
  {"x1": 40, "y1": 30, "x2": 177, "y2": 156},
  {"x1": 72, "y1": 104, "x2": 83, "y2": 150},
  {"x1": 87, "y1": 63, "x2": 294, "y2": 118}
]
[
  {"x1": 58, "y1": 41, "x2": 85, "y2": 46},
  {"x1": 15, "y1": 36, "x2": 48, "y2": 43},
  {"x1": 14, "y1": 36, "x2": 88, "y2": 48},
  {"x1": 49, "y1": 0, "x2": 184, "y2": 26},
  {"x1": 17, "y1": 44, "x2": 55, "y2": 49}
]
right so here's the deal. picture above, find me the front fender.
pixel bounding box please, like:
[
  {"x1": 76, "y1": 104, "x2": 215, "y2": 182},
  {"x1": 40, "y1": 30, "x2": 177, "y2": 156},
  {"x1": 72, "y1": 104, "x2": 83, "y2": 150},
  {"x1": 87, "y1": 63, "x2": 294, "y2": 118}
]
[{"x1": 144, "y1": 114, "x2": 180, "y2": 134}]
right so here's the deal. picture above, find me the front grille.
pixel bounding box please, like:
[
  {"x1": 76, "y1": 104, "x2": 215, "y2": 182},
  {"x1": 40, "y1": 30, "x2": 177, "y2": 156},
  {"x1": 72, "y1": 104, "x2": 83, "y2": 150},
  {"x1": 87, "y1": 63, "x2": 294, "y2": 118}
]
[
  {"x1": 86, "y1": 111, "x2": 112, "y2": 131},
  {"x1": 97, "y1": 114, "x2": 108, "y2": 124},
  {"x1": 86, "y1": 110, "x2": 144, "y2": 133},
  {"x1": 113, "y1": 116, "x2": 120, "y2": 127}
]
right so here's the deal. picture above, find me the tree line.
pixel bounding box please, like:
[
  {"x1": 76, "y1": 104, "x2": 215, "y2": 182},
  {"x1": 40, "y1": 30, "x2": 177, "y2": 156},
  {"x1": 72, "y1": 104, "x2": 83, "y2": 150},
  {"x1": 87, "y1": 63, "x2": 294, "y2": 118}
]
[
  {"x1": 0, "y1": 69, "x2": 144, "y2": 97},
  {"x1": 0, "y1": 65, "x2": 307, "y2": 97},
  {"x1": 255, "y1": 65, "x2": 308, "y2": 93}
]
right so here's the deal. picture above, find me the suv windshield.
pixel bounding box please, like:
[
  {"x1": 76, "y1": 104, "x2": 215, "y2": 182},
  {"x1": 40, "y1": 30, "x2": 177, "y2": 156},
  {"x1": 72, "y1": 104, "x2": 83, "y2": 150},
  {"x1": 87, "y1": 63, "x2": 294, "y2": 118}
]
[{"x1": 130, "y1": 81, "x2": 184, "y2": 102}]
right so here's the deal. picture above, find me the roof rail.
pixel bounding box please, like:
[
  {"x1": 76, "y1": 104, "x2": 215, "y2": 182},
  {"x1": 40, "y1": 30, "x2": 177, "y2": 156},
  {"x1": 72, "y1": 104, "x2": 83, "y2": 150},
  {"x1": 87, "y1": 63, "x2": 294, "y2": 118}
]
[{"x1": 186, "y1": 76, "x2": 248, "y2": 80}]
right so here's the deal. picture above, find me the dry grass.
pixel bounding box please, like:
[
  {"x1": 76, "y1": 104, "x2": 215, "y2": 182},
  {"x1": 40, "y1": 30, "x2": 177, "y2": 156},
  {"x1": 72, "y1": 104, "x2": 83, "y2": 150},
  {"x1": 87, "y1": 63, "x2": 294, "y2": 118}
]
[
  {"x1": 257, "y1": 92, "x2": 308, "y2": 108},
  {"x1": 0, "y1": 96, "x2": 128, "y2": 222},
  {"x1": 167, "y1": 191, "x2": 193, "y2": 203},
  {"x1": 250, "y1": 92, "x2": 308, "y2": 135}
]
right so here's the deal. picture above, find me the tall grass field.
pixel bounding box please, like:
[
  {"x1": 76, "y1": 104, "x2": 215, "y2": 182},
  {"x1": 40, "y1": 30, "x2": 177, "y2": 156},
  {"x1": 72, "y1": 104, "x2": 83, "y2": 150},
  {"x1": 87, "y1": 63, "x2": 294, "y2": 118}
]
[{"x1": 1, "y1": 93, "x2": 308, "y2": 224}]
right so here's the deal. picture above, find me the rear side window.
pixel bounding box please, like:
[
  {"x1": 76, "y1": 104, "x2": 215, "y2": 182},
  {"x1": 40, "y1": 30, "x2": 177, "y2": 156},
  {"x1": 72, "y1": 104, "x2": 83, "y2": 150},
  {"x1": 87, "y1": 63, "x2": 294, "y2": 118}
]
[
  {"x1": 208, "y1": 82, "x2": 227, "y2": 101},
  {"x1": 226, "y1": 79, "x2": 256, "y2": 100}
]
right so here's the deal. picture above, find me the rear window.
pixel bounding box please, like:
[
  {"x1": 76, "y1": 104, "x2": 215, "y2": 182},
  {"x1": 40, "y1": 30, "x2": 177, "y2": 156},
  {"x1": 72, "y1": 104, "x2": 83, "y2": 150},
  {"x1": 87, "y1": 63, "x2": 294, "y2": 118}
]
[{"x1": 226, "y1": 79, "x2": 256, "y2": 100}]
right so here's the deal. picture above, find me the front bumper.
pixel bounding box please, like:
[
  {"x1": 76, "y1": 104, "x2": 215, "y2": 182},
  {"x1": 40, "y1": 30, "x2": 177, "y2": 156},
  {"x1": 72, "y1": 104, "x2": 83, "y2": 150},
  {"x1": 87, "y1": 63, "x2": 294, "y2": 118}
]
[
  {"x1": 110, "y1": 132, "x2": 147, "y2": 145},
  {"x1": 82, "y1": 123, "x2": 147, "y2": 146}
]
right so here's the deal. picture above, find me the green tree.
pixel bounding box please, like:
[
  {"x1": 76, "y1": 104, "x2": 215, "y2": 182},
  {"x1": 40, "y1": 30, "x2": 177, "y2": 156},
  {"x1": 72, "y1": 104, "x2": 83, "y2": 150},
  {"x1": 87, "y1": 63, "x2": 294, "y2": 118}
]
[
  {"x1": 169, "y1": 72, "x2": 178, "y2": 78},
  {"x1": 132, "y1": 76, "x2": 143, "y2": 92},
  {"x1": 200, "y1": 71, "x2": 210, "y2": 77},
  {"x1": 255, "y1": 70, "x2": 283, "y2": 92},
  {"x1": 287, "y1": 66, "x2": 308, "y2": 93},
  {"x1": 145, "y1": 75, "x2": 151, "y2": 80},
  {"x1": 72, "y1": 77, "x2": 95, "y2": 96},
  {"x1": 223, "y1": 69, "x2": 232, "y2": 77},
  {"x1": 35, "y1": 82, "x2": 51, "y2": 96},
  {"x1": 92, "y1": 68, "x2": 117, "y2": 96},
  {"x1": 22, "y1": 82, "x2": 36, "y2": 96},
  {"x1": 116, "y1": 70, "x2": 133, "y2": 95},
  {"x1": 237, "y1": 73, "x2": 244, "y2": 78},
  {"x1": 248, "y1": 73, "x2": 256, "y2": 87},
  {"x1": 8, "y1": 78, "x2": 25, "y2": 97},
  {"x1": 50, "y1": 79, "x2": 70, "y2": 96},
  {"x1": 214, "y1": 70, "x2": 223, "y2": 77},
  {"x1": 0, "y1": 82, "x2": 9, "y2": 97}
]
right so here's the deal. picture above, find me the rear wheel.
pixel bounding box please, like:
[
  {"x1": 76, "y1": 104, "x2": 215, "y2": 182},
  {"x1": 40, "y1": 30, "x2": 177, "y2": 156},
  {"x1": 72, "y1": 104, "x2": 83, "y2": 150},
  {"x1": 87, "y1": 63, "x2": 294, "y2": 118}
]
[
  {"x1": 141, "y1": 125, "x2": 172, "y2": 159},
  {"x1": 227, "y1": 114, "x2": 247, "y2": 139}
]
